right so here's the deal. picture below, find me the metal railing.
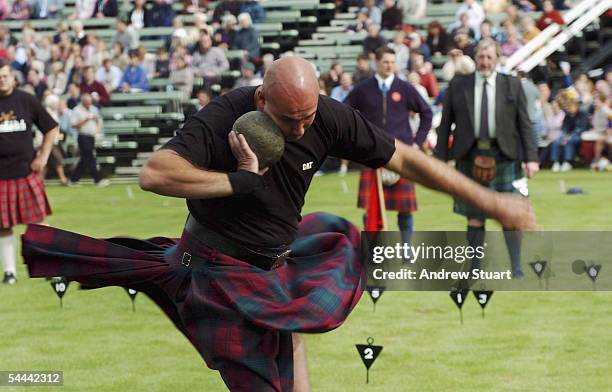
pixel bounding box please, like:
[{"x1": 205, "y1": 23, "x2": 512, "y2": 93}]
[{"x1": 504, "y1": 0, "x2": 611, "y2": 72}]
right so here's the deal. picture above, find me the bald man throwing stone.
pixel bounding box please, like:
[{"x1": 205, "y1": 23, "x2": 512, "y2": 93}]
[{"x1": 23, "y1": 57, "x2": 535, "y2": 391}]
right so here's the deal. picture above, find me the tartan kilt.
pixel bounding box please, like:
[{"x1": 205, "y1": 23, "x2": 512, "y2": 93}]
[
  {"x1": 22, "y1": 212, "x2": 363, "y2": 392},
  {"x1": 0, "y1": 172, "x2": 51, "y2": 228},
  {"x1": 454, "y1": 158, "x2": 523, "y2": 220},
  {"x1": 357, "y1": 168, "x2": 417, "y2": 213}
]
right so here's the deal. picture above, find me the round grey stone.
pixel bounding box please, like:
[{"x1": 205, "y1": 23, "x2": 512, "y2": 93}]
[{"x1": 233, "y1": 111, "x2": 285, "y2": 169}]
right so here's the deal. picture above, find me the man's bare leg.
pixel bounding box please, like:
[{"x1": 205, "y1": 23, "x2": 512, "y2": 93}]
[
  {"x1": 0, "y1": 227, "x2": 16, "y2": 279},
  {"x1": 292, "y1": 333, "x2": 310, "y2": 392}
]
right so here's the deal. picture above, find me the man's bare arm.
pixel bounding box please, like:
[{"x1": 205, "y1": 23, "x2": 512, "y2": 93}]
[
  {"x1": 31, "y1": 126, "x2": 60, "y2": 172},
  {"x1": 139, "y1": 131, "x2": 263, "y2": 199},
  {"x1": 139, "y1": 149, "x2": 233, "y2": 198},
  {"x1": 385, "y1": 140, "x2": 536, "y2": 230}
]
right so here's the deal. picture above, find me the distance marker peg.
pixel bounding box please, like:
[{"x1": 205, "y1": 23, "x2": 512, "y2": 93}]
[
  {"x1": 366, "y1": 285, "x2": 385, "y2": 311},
  {"x1": 529, "y1": 260, "x2": 547, "y2": 279},
  {"x1": 50, "y1": 277, "x2": 69, "y2": 308},
  {"x1": 586, "y1": 264, "x2": 601, "y2": 283},
  {"x1": 472, "y1": 290, "x2": 493, "y2": 318},
  {"x1": 572, "y1": 260, "x2": 601, "y2": 290},
  {"x1": 124, "y1": 288, "x2": 139, "y2": 312},
  {"x1": 355, "y1": 337, "x2": 383, "y2": 384},
  {"x1": 449, "y1": 288, "x2": 469, "y2": 325}
]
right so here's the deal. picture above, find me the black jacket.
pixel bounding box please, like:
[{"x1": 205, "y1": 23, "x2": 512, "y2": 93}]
[
  {"x1": 435, "y1": 72, "x2": 538, "y2": 162},
  {"x1": 92, "y1": 0, "x2": 118, "y2": 17}
]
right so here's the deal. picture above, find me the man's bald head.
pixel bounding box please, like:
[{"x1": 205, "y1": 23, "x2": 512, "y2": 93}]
[
  {"x1": 256, "y1": 57, "x2": 320, "y2": 141},
  {"x1": 262, "y1": 56, "x2": 319, "y2": 101}
]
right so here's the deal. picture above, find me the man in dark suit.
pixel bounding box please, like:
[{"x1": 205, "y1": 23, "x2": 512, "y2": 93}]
[
  {"x1": 92, "y1": 0, "x2": 118, "y2": 17},
  {"x1": 435, "y1": 38, "x2": 539, "y2": 277}
]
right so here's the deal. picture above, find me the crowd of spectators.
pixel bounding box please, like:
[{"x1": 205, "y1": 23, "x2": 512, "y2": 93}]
[
  {"x1": 0, "y1": 0, "x2": 610, "y2": 176},
  {"x1": 320, "y1": 0, "x2": 611, "y2": 170},
  {"x1": 0, "y1": 0, "x2": 267, "y2": 98},
  {"x1": 0, "y1": 0, "x2": 271, "y2": 183}
]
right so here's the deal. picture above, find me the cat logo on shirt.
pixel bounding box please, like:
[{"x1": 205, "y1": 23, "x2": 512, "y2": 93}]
[{"x1": 302, "y1": 161, "x2": 313, "y2": 171}]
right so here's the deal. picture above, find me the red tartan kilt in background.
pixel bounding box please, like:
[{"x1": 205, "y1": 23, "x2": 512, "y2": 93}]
[
  {"x1": 22, "y1": 212, "x2": 362, "y2": 392},
  {"x1": 357, "y1": 168, "x2": 417, "y2": 213},
  {"x1": 0, "y1": 172, "x2": 51, "y2": 228}
]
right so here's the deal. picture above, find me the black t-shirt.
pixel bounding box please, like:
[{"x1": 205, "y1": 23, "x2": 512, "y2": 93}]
[
  {"x1": 0, "y1": 89, "x2": 58, "y2": 180},
  {"x1": 162, "y1": 86, "x2": 396, "y2": 248}
]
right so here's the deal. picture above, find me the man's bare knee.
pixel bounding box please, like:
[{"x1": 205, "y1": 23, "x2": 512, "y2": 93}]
[{"x1": 468, "y1": 218, "x2": 484, "y2": 227}]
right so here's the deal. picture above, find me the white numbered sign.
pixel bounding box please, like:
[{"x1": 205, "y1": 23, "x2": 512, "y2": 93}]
[
  {"x1": 355, "y1": 337, "x2": 383, "y2": 383},
  {"x1": 529, "y1": 261, "x2": 547, "y2": 278},
  {"x1": 472, "y1": 290, "x2": 493, "y2": 310},
  {"x1": 124, "y1": 287, "x2": 139, "y2": 312},
  {"x1": 587, "y1": 264, "x2": 601, "y2": 282},
  {"x1": 50, "y1": 277, "x2": 69, "y2": 299},
  {"x1": 449, "y1": 289, "x2": 469, "y2": 309},
  {"x1": 366, "y1": 286, "x2": 385, "y2": 305}
]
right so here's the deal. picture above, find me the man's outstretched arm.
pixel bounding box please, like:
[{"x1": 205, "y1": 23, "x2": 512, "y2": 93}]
[{"x1": 385, "y1": 140, "x2": 536, "y2": 230}]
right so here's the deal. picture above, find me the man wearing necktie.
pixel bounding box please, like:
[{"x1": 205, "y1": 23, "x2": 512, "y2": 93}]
[
  {"x1": 31, "y1": 0, "x2": 63, "y2": 19},
  {"x1": 345, "y1": 47, "x2": 432, "y2": 248},
  {"x1": 435, "y1": 38, "x2": 539, "y2": 278}
]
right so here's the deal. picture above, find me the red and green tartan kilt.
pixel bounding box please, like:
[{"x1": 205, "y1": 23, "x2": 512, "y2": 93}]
[
  {"x1": 22, "y1": 212, "x2": 363, "y2": 392},
  {"x1": 454, "y1": 159, "x2": 523, "y2": 220},
  {"x1": 357, "y1": 168, "x2": 417, "y2": 212},
  {"x1": 0, "y1": 172, "x2": 51, "y2": 228}
]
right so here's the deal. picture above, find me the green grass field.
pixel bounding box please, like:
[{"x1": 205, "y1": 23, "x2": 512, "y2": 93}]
[{"x1": 1, "y1": 170, "x2": 611, "y2": 391}]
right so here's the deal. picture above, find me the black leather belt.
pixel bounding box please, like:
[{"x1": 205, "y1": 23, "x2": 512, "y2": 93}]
[{"x1": 184, "y1": 215, "x2": 291, "y2": 270}]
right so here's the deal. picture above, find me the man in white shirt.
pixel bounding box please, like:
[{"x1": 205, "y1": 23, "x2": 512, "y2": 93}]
[
  {"x1": 69, "y1": 93, "x2": 109, "y2": 187},
  {"x1": 73, "y1": 0, "x2": 96, "y2": 20},
  {"x1": 112, "y1": 19, "x2": 140, "y2": 53},
  {"x1": 453, "y1": 0, "x2": 485, "y2": 33},
  {"x1": 330, "y1": 73, "x2": 354, "y2": 103},
  {"x1": 95, "y1": 58, "x2": 122, "y2": 93}
]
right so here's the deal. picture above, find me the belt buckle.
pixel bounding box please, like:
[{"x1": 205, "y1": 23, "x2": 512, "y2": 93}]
[
  {"x1": 271, "y1": 249, "x2": 291, "y2": 269},
  {"x1": 181, "y1": 252, "x2": 192, "y2": 267},
  {"x1": 477, "y1": 139, "x2": 491, "y2": 150}
]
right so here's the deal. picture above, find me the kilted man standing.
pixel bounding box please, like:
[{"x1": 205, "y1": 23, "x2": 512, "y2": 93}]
[
  {"x1": 345, "y1": 47, "x2": 432, "y2": 245},
  {"x1": 0, "y1": 60, "x2": 58, "y2": 284},
  {"x1": 435, "y1": 39, "x2": 539, "y2": 277},
  {"x1": 23, "y1": 57, "x2": 534, "y2": 391}
]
